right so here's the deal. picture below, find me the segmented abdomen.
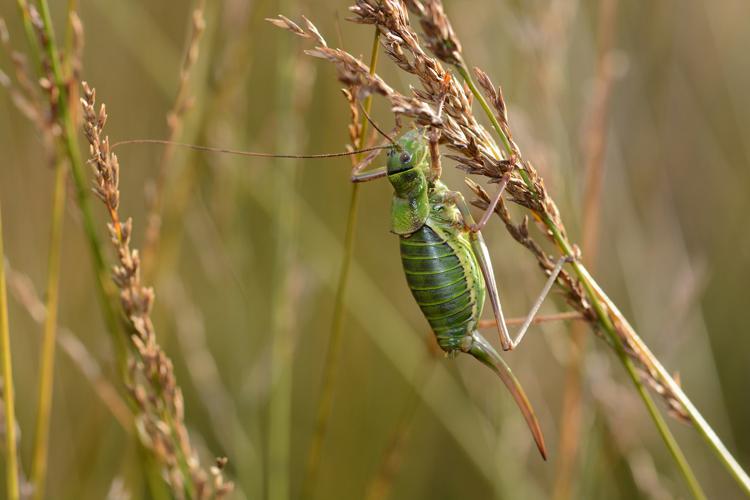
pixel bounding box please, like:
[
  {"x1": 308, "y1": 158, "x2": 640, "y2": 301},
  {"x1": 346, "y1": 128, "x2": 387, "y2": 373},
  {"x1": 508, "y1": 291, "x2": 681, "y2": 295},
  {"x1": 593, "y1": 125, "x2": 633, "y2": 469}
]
[{"x1": 400, "y1": 225, "x2": 478, "y2": 351}]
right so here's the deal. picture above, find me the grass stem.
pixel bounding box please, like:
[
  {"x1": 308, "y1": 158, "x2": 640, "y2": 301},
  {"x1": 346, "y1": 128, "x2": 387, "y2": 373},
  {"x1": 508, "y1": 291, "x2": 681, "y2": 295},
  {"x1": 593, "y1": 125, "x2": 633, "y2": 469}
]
[
  {"x1": 141, "y1": 0, "x2": 207, "y2": 278},
  {"x1": 555, "y1": 3, "x2": 617, "y2": 493},
  {"x1": 301, "y1": 29, "x2": 380, "y2": 499},
  {"x1": 268, "y1": 1, "x2": 299, "y2": 496},
  {"x1": 0, "y1": 203, "x2": 20, "y2": 500},
  {"x1": 14, "y1": 0, "x2": 40, "y2": 71},
  {"x1": 30, "y1": 157, "x2": 66, "y2": 500},
  {"x1": 33, "y1": 0, "x2": 127, "y2": 366}
]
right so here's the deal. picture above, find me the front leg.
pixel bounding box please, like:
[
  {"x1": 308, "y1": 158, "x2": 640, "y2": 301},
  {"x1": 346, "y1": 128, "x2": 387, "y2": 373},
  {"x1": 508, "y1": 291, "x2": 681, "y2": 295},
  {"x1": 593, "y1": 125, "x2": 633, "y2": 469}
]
[
  {"x1": 351, "y1": 166, "x2": 387, "y2": 183},
  {"x1": 350, "y1": 146, "x2": 388, "y2": 183}
]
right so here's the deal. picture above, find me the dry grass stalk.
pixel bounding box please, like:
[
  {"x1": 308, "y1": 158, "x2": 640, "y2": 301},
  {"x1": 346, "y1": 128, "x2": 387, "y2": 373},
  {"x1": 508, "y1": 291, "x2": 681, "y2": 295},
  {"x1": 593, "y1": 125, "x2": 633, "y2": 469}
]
[
  {"x1": 11, "y1": 2, "x2": 127, "y2": 370},
  {"x1": 12, "y1": 11, "x2": 133, "y2": 448},
  {"x1": 5, "y1": 262, "x2": 133, "y2": 431},
  {"x1": 269, "y1": 2, "x2": 686, "y2": 420},
  {"x1": 142, "y1": 0, "x2": 208, "y2": 276},
  {"x1": 0, "y1": 10, "x2": 66, "y2": 149},
  {"x1": 364, "y1": 351, "x2": 436, "y2": 500},
  {"x1": 555, "y1": 0, "x2": 620, "y2": 497},
  {"x1": 1, "y1": 9, "x2": 84, "y2": 500},
  {"x1": 295, "y1": 26, "x2": 381, "y2": 498},
  {"x1": 587, "y1": 352, "x2": 674, "y2": 500},
  {"x1": 63, "y1": 10, "x2": 84, "y2": 125},
  {"x1": 161, "y1": 276, "x2": 259, "y2": 487},
  {"x1": 81, "y1": 82, "x2": 232, "y2": 500},
  {"x1": 0, "y1": 207, "x2": 20, "y2": 500},
  {"x1": 0, "y1": 18, "x2": 44, "y2": 128},
  {"x1": 27, "y1": 6, "x2": 62, "y2": 126}
]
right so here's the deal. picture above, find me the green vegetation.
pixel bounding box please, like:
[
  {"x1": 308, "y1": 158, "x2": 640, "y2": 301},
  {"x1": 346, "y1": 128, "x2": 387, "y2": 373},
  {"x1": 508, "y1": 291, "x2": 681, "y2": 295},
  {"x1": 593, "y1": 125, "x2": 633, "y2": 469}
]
[{"x1": 0, "y1": 1, "x2": 749, "y2": 498}]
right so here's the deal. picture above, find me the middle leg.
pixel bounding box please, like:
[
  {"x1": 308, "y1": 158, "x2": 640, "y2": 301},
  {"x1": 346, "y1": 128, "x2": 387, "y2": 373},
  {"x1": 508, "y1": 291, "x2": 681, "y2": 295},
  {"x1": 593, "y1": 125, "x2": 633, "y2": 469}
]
[{"x1": 447, "y1": 189, "x2": 573, "y2": 350}]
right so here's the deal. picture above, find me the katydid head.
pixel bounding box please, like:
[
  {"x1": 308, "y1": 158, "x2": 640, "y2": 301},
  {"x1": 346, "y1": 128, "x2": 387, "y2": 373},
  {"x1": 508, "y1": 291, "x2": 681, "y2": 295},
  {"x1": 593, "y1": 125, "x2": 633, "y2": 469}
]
[
  {"x1": 385, "y1": 129, "x2": 429, "y2": 175},
  {"x1": 386, "y1": 130, "x2": 431, "y2": 235},
  {"x1": 385, "y1": 129, "x2": 430, "y2": 197}
]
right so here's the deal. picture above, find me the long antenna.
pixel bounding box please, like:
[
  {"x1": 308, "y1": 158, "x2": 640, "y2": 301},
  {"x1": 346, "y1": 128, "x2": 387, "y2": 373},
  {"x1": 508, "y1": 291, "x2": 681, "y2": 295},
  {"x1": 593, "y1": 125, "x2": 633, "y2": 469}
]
[
  {"x1": 110, "y1": 139, "x2": 390, "y2": 159},
  {"x1": 357, "y1": 104, "x2": 401, "y2": 151}
]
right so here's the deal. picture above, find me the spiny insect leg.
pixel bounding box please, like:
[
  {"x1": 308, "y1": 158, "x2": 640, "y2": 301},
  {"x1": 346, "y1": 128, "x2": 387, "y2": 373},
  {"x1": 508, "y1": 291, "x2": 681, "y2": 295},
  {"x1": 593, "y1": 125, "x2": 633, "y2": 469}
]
[
  {"x1": 350, "y1": 143, "x2": 388, "y2": 183},
  {"x1": 501, "y1": 255, "x2": 573, "y2": 350}
]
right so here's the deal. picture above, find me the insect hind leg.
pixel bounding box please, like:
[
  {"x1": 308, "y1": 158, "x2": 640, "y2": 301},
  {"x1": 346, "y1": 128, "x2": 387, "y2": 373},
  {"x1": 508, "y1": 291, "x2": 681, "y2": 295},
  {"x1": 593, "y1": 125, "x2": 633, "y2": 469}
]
[{"x1": 502, "y1": 255, "x2": 574, "y2": 350}]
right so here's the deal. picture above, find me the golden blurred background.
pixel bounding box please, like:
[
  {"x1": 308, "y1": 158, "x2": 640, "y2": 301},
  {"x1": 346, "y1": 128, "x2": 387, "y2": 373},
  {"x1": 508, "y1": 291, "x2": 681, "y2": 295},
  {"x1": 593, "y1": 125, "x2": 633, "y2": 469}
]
[{"x1": 1, "y1": 0, "x2": 749, "y2": 498}]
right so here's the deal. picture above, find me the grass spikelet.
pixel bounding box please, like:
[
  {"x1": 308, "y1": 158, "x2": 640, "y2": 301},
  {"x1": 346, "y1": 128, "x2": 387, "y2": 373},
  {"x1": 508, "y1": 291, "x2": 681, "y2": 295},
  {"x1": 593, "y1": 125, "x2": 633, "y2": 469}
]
[{"x1": 81, "y1": 82, "x2": 232, "y2": 500}]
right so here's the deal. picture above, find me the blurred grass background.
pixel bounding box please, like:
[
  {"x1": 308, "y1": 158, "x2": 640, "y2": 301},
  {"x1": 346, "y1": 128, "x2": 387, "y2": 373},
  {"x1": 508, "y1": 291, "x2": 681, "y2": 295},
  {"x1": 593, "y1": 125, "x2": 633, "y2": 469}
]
[{"x1": 1, "y1": 0, "x2": 749, "y2": 498}]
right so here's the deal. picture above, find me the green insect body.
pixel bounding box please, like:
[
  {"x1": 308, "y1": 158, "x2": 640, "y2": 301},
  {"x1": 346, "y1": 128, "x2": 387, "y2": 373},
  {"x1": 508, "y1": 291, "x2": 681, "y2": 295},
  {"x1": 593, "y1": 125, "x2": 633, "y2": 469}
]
[
  {"x1": 380, "y1": 129, "x2": 547, "y2": 458},
  {"x1": 389, "y1": 150, "x2": 484, "y2": 354},
  {"x1": 387, "y1": 130, "x2": 488, "y2": 354},
  {"x1": 399, "y1": 224, "x2": 485, "y2": 353}
]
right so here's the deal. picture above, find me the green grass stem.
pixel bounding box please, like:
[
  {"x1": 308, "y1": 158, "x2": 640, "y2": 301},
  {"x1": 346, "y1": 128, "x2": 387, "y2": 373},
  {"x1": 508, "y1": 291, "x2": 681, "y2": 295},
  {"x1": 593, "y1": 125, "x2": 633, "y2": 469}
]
[
  {"x1": 268, "y1": 0, "x2": 299, "y2": 497},
  {"x1": 0, "y1": 203, "x2": 20, "y2": 500},
  {"x1": 14, "y1": 0, "x2": 40, "y2": 71},
  {"x1": 30, "y1": 157, "x2": 66, "y2": 500},
  {"x1": 29, "y1": 0, "x2": 127, "y2": 366},
  {"x1": 301, "y1": 29, "x2": 380, "y2": 499}
]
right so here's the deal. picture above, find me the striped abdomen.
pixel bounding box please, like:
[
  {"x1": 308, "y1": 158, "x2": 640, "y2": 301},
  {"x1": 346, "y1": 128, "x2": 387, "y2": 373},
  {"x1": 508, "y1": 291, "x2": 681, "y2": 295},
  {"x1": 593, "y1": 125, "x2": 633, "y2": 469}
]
[{"x1": 400, "y1": 224, "x2": 482, "y2": 352}]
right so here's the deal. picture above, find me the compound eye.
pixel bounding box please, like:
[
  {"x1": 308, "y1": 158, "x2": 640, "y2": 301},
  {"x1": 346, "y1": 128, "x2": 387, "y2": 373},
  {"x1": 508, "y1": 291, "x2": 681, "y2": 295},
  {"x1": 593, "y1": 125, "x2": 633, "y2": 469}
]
[{"x1": 399, "y1": 152, "x2": 412, "y2": 164}]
